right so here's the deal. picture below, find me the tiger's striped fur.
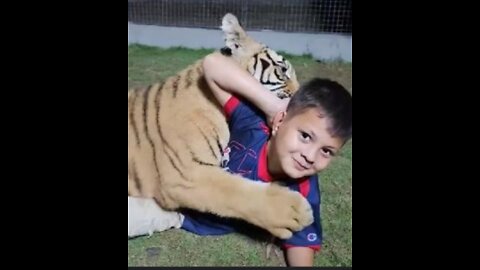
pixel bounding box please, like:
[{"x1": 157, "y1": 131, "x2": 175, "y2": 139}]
[
  {"x1": 128, "y1": 13, "x2": 312, "y2": 239},
  {"x1": 220, "y1": 13, "x2": 299, "y2": 98}
]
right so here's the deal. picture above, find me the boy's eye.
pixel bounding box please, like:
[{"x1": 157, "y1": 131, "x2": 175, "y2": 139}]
[
  {"x1": 321, "y1": 148, "x2": 335, "y2": 157},
  {"x1": 300, "y1": 131, "x2": 311, "y2": 142}
]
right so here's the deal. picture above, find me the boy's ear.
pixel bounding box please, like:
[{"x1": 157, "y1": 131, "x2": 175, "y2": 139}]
[{"x1": 272, "y1": 111, "x2": 287, "y2": 135}]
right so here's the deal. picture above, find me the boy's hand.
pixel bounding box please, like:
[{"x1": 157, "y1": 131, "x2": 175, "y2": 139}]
[{"x1": 266, "y1": 98, "x2": 290, "y2": 128}]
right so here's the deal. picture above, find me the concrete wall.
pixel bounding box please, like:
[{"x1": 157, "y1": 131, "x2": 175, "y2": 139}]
[{"x1": 128, "y1": 22, "x2": 352, "y2": 62}]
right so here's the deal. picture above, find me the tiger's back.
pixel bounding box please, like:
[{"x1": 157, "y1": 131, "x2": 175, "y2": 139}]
[{"x1": 128, "y1": 60, "x2": 229, "y2": 207}]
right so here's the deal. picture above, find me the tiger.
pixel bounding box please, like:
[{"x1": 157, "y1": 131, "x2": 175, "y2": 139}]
[{"x1": 128, "y1": 13, "x2": 312, "y2": 239}]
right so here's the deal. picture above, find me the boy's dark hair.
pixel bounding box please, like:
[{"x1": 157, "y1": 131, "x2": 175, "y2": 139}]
[{"x1": 286, "y1": 78, "x2": 352, "y2": 142}]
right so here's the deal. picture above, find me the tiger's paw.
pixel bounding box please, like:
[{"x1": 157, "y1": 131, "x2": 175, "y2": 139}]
[{"x1": 258, "y1": 185, "x2": 314, "y2": 239}]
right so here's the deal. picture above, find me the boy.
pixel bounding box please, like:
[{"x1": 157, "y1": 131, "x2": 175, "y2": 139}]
[{"x1": 128, "y1": 52, "x2": 352, "y2": 266}]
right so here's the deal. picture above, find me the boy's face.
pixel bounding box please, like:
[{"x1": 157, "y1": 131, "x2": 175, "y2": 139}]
[{"x1": 268, "y1": 108, "x2": 344, "y2": 179}]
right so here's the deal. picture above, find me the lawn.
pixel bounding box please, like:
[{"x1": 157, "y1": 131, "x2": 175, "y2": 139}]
[{"x1": 128, "y1": 44, "x2": 352, "y2": 267}]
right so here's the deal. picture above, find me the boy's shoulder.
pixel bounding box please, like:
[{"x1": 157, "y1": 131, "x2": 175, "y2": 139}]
[
  {"x1": 224, "y1": 96, "x2": 267, "y2": 123},
  {"x1": 224, "y1": 96, "x2": 270, "y2": 139},
  {"x1": 284, "y1": 174, "x2": 321, "y2": 205}
]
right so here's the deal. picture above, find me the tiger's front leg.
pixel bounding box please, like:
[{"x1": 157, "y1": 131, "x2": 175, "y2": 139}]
[{"x1": 163, "y1": 165, "x2": 314, "y2": 239}]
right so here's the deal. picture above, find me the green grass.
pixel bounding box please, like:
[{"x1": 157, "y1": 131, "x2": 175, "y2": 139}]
[
  {"x1": 128, "y1": 45, "x2": 214, "y2": 89},
  {"x1": 128, "y1": 44, "x2": 352, "y2": 267}
]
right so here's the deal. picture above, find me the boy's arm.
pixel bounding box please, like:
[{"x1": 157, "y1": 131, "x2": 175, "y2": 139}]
[
  {"x1": 202, "y1": 52, "x2": 288, "y2": 122},
  {"x1": 286, "y1": 247, "x2": 315, "y2": 266}
]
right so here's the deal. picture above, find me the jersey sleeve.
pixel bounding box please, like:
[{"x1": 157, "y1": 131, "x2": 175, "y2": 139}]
[
  {"x1": 223, "y1": 95, "x2": 269, "y2": 135},
  {"x1": 282, "y1": 176, "x2": 323, "y2": 252}
]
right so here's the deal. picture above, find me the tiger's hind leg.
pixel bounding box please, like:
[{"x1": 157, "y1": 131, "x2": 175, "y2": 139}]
[
  {"x1": 128, "y1": 173, "x2": 141, "y2": 197},
  {"x1": 128, "y1": 196, "x2": 184, "y2": 238},
  {"x1": 163, "y1": 165, "x2": 314, "y2": 239}
]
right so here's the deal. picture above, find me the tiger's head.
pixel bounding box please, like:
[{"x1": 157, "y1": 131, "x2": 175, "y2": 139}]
[{"x1": 220, "y1": 13, "x2": 299, "y2": 99}]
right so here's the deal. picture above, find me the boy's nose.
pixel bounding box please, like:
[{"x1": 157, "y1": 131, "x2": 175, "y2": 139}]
[{"x1": 301, "y1": 150, "x2": 315, "y2": 165}]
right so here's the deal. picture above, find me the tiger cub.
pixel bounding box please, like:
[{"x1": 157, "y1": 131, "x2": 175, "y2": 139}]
[{"x1": 128, "y1": 13, "x2": 311, "y2": 239}]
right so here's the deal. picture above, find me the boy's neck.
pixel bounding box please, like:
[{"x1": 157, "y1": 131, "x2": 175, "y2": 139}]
[{"x1": 266, "y1": 140, "x2": 287, "y2": 180}]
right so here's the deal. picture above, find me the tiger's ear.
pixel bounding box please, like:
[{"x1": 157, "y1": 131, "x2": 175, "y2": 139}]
[
  {"x1": 221, "y1": 13, "x2": 246, "y2": 39},
  {"x1": 221, "y1": 13, "x2": 248, "y2": 51}
]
